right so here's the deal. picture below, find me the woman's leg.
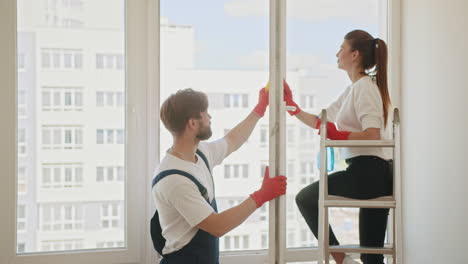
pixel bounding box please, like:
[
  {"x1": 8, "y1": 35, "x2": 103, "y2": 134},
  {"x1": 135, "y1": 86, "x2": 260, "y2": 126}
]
[
  {"x1": 359, "y1": 208, "x2": 389, "y2": 264},
  {"x1": 296, "y1": 169, "x2": 364, "y2": 263},
  {"x1": 358, "y1": 158, "x2": 393, "y2": 264}
]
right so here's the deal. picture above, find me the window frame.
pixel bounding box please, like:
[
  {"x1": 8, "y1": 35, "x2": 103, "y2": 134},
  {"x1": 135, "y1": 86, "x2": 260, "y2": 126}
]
[
  {"x1": 0, "y1": 0, "x2": 400, "y2": 263},
  {"x1": 0, "y1": 0, "x2": 158, "y2": 263}
]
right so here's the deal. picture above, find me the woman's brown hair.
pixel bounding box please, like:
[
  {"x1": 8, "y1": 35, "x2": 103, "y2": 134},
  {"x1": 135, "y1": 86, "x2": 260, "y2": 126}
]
[{"x1": 345, "y1": 30, "x2": 391, "y2": 127}]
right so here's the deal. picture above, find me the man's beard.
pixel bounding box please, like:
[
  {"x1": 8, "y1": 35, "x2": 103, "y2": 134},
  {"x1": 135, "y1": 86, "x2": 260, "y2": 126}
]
[{"x1": 196, "y1": 125, "x2": 212, "y2": 140}]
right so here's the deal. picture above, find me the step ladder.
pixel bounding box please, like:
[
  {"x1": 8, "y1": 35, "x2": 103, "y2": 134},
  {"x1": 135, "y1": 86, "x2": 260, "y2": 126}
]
[{"x1": 317, "y1": 108, "x2": 402, "y2": 264}]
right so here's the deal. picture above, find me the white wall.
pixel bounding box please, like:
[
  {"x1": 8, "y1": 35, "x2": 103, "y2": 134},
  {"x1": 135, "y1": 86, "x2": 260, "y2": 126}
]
[{"x1": 401, "y1": 0, "x2": 468, "y2": 263}]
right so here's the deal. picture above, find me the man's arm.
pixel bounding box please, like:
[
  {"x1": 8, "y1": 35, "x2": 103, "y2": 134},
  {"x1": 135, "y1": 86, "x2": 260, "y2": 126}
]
[
  {"x1": 224, "y1": 87, "x2": 268, "y2": 156},
  {"x1": 197, "y1": 197, "x2": 257, "y2": 237},
  {"x1": 224, "y1": 112, "x2": 260, "y2": 155},
  {"x1": 197, "y1": 166, "x2": 286, "y2": 237}
]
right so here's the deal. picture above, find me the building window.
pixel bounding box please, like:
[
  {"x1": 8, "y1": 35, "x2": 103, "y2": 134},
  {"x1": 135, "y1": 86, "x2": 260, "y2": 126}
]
[
  {"x1": 96, "y1": 129, "x2": 104, "y2": 144},
  {"x1": 300, "y1": 161, "x2": 315, "y2": 175},
  {"x1": 261, "y1": 233, "x2": 268, "y2": 249},
  {"x1": 40, "y1": 204, "x2": 83, "y2": 232},
  {"x1": 41, "y1": 164, "x2": 84, "y2": 188},
  {"x1": 40, "y1": 240, "x2": 83, "y2": 251},
  {"x1": 96, "y1": 166, "x2": 124, "y2": 182},
  {"x1": 223, "y1": 235, "x2": 249, "y2": 250},
  {"x1": 42, "y1": 87, "x2": 83, "y2": 111},
  {"x1": 96, "y1": 92, "x2": 104, "y2": 106},
  {"x1": 287, "y1": 163, "x2": 294, "y2": 181},
  {"x1": 42, "y1": 126, "x2": 83, "y2": 149},
  {"x1": 18, "y1": 53, "x2": 26, "y2": 70},
  {"x1": 17, "y1": 242, "x2": 26, "y2": 253},
  {"x1": 96, "y1": 240, "x2": 124, "y2": 248},
  {"x1": 101, "y1": 203, "x2": 121, "y2": 229},
  {"x1": 18, "y1": 128, "x2": 26, "y2": 156},
  {"x1": 96, "y1": 91, "x2": 124, "y2": 107},
  {"x1": 18, "y1": 166, "x2": 27, "y2": 194},
  {"x1": 223, "y1": 164, "x2": 249, "y2": 179},
  {"x1": 41, "y1": 48, "x2": 83, "y2": 69},
  {"x1": 288, "y1": 232, "x2": 295, "y2": 247},
  {"x1": 223, "y1": 94, "x2": 249, "y2": 108},
  {"x1": 96, "y1": 53, "x2": 124, "y2": 70},
  {"x1": 287, "y1": 126, "x2": 295, "y2": 144},
  {"x1": 300, "y1": 94, "x2": 315, "y2": 109},
  {"x1": 17, "y1": 204, "x2": 26, "y2": 232},
  {"x1": 96, "y1": 129, "x2": 124, "y2": 145},
  {"x1": 116, "y1": 129, "x2": 124, "y2": 144},
  {"x1": 260, "y1": 127, "x2": 267, "y2": 145},
  {"x1": 18, "y1": 90, "x2": 27, "y2": 118}
]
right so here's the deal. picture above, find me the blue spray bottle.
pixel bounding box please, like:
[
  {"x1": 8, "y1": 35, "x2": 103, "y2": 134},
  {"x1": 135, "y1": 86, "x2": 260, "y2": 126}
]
[{"x1": 317, "y1": 147, "x2": 335, "y2": 172}]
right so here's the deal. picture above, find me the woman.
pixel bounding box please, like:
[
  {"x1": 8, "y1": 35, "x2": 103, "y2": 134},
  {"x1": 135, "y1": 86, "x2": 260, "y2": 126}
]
[{"x1": 285, "y1": 30, "x2": 393, "y2": 264}]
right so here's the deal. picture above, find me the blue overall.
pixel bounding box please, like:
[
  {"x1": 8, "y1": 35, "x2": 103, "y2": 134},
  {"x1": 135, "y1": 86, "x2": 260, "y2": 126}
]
[{"x1": 151, "y1": 150, "x2": 219, "y2": 264}]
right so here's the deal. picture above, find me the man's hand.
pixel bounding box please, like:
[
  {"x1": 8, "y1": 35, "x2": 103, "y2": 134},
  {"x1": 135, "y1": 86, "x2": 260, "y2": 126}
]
[
  {"x1": 253, "y1": 87, "x2": 269, "y2": 117},
  {"x1": 250, "y1": 166, "x2": 287, "y2": 208},
  {"x1": 283, "y1": 80, "x2": 301, "y2": 116}
]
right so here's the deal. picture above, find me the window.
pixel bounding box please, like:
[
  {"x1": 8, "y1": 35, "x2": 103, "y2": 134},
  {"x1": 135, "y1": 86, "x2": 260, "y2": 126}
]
[
  {"x1": 223, "y1": 164, "x2": 249, "y2": 179},
  {"x1": 17, "y1": 243, "x2": 26, "y2": 253},
  {"x1": 96, "y1": 91, "x2": 104, "y2": 106},
  {"x1": 8, "y1": 0, "x2": 146, "y2": 259},
  {"x1": 223, "y1": 94, "x2": 249, "y2": 108},
  {"x1": 287, "y1": 126, "x2": 295, "y2": 144},
  {"x1": 18, "y1": 167, "x2": 27, "y2": 194},
  {"x1": 42, "y1": 126, "x2": 83, "y2": 149},
  {"x1": 40, "y1": 204, "x2": 83, "y2": 232},
  {"x1": 96, "y1": 53, "x2": 124, "y2": 70},
  {"x1": 300, "y1": 94, "x2": 315, "y2": 109},
  {"x1": 17, "y1": 205, "x2": 26, "y2": 232},
  {"x1": 18, "y1": 90, "x2": 27, "y2": 117},
  {"x1": 260, "y1": 127, "x2": 267, "y2": 145},
  {"x1": 40, "y1": 240, "x2": 83, "y2": 251},
  {"x1": 106, "y1": 92, "x2": 114, "y2": 106},
  {"x1": 101, "y1": 203, "x2": 121, "y2": 229},
  {"x1": 96, "y1": 240, "x2": 124, "y2": 249},
  {"x1": 285, "y1": 0, "x2": 388, "y2": 253},
  {"x1": 42, "y1": 87, "x2": 83, "y2": 111},
  {"x1": 18, "y1": 128, "x2": 26, "y2": 156},
  {"x1": 96, "y1": 129, "x2": 104, "y2": 144},
  {"x1": 96, "y1": 91, "x2": 124, "y2": 107},
  {"x1": 18, "y1": 53, "x2": 26, "y2": 70},
  {"x1": 41, "y1": 49, "x2": 83, "y2": 70},
  {"x1": 96, "y1": 129, "x2": 123, "y2": 145},
  {"x1": 41, "y1": 164, "x2": 84, "y2": 188}
]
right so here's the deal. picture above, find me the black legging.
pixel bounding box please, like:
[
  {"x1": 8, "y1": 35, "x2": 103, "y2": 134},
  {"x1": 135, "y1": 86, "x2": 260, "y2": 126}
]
[{"x1": 295, "y1": 155, "x2": 393, "y2": 264}]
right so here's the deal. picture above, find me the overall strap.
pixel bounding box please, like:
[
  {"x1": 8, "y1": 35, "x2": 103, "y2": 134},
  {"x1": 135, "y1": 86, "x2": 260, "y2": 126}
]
[
  {"x1": 196, "y1": 149, "x2": 211, "y2": 173},
  {"x1": 152, "y1": 169, "x2": 209, "y2": 201}
]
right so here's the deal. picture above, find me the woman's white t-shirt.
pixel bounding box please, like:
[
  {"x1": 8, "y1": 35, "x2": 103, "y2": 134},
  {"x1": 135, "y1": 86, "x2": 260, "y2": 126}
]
[
  {"x1": 325, "y1": 76, "x2": 391, "y2": 160},
  {"x1": 152, "y1": 139, "x2": 228, "y2": 255}
]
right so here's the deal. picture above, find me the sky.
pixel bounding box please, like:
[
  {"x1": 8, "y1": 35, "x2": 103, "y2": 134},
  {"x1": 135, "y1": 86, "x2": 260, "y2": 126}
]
[{"x1": 161, "y1": 0, "x2": 383, "y2": 71}]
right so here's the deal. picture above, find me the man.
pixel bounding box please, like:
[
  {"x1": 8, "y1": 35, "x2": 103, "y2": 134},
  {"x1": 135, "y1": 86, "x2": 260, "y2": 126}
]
[{"x1": 151, "y1": 87, "x2": 287, "y2": 263}]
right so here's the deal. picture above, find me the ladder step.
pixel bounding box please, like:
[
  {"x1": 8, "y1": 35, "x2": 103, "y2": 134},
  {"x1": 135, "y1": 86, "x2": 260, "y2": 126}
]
[
  {"x1": 325, "y1": 140, "x2": 395, "y2": 147},
  {"x1": 324, "y1": 195, "x2": 395, "y2": 208},
  {"x1": 328, "y1": 245, "x2": 394, "y2": 255}
]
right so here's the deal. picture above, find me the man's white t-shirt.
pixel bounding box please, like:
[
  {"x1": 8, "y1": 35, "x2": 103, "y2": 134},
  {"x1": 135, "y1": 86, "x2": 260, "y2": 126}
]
[
  {"x1": 326, "y1": 76, "x2": 391, "y2": 160},
  {"x1": 152, "y1": 139, "x2": 228, "y2": 255}
]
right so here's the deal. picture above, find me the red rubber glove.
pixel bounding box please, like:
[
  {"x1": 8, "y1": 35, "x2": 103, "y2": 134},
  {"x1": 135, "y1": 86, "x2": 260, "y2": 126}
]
[
  {"x1": 253, "y1": 87, "x2": 269, "y2": 117},
  {"x1": 250, "y1": 166, "x2": 287, "y2": 208},
  {"x1": 283, "y1": 80, "x2": 301, "y2": 116},
  {"x1": 315, "y1": 118, "x2": 351, "y2": 140}
]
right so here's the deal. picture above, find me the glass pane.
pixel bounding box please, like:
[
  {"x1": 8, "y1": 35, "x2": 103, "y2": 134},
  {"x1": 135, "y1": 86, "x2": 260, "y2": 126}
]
[
  {"x1": 17, "y1": 0, "x2": 126, "y2": 253},
  {"x1": 285, "y1": 0, "x2": 387, "y2": 248},
  {"x1": 160, "y1": 0, "x2": 269, "y2": 252}
]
